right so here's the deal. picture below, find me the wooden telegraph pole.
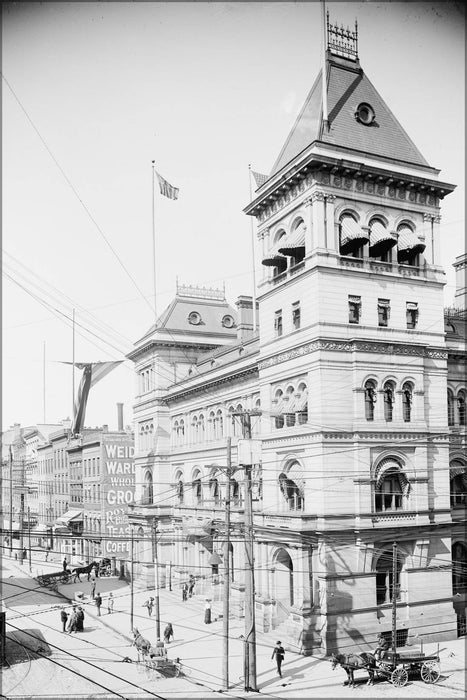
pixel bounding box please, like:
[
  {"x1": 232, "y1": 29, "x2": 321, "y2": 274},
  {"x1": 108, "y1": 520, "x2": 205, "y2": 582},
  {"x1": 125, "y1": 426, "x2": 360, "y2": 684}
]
[
  {"x1": 27, "y1": 507, "x2": 32, "y2": 572},
  {"x1": 152, "y1": 517, "x2": 161, "y2": 640},
  {"x1": 392, "y1": 541, "x2": 398, "y2": 654},
  {"x1": 222, "y1": 437, "x2": 232, "y2": 690},
  {"x1": 9, "y1": 447, "x2": 13, "y2": 557},
  {"x1": 130, "y1": 528, "x2": 134, "y2": 631}
]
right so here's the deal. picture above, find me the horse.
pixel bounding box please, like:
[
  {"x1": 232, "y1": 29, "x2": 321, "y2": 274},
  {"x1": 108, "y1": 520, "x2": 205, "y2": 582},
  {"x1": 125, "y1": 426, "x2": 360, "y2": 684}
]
[
  {"x1": 71, "y1": 561, "x2": 99, "y2": 583},
  {"x1": 330, "y1": 652, "x2": 376, "y2": 687},
  {"x1": 132, "y1": 628, "x2": 152, "y2": 662}
]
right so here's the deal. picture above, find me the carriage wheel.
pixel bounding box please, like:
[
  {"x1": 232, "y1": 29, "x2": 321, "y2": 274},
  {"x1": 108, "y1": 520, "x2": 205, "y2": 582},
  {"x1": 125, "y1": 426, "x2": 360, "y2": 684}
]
[
  {"x1": 391, "y1": 668, "x2": 408, "y2": 687},
  {"x1": 421, "y1": 661, "x2": 440, "y2": 684}
]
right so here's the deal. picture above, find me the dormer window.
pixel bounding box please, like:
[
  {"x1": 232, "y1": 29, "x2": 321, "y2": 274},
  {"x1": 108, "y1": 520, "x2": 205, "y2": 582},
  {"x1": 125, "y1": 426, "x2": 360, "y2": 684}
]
[
  {"x1": 222, "y1": 314, "x2": 234, "y2": 328},
  {"x1": 188, "y1": 311, "x2": 202, "y2": 325}
]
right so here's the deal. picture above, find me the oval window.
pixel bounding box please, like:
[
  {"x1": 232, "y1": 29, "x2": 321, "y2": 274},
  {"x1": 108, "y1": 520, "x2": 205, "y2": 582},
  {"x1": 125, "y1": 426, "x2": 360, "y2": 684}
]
[
  {"x1": 355, "y1": 102, "x2": 375, "y2": 126},
  {"x1": 188, "y1": 311, "x2": 201, "y2": 325},
  {"x1": 222, "y1": 315, "x2": 234, "y2": 328}
]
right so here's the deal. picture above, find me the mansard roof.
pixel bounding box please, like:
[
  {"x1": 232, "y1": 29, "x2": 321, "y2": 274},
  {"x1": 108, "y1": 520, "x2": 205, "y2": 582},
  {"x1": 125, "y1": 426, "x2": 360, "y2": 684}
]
[{"x1": 270, "y1": 52, "x2": 430, "y2": 178}]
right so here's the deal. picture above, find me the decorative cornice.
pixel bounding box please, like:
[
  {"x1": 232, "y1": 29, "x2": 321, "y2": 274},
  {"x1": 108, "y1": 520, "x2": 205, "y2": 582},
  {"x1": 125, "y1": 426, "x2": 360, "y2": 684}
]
[
  {"x1": 258, "y1": 339, "x2": 447, "y2": 370},
  {"x1": 164, "y1": 367, "x2": 259, "y2": 403}
]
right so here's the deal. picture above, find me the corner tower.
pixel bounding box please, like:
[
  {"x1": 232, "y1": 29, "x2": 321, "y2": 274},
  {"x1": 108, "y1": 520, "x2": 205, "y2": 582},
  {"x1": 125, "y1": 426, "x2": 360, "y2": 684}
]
[{"x1": 245, "y1": 15, "x2": 458, "y2": 653}]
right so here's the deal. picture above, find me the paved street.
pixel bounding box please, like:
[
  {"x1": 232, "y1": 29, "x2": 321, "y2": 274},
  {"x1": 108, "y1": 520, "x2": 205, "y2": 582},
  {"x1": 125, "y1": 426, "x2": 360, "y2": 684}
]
[{"x1": 1, "y1": 548, "x2": 465, "y2": 698}]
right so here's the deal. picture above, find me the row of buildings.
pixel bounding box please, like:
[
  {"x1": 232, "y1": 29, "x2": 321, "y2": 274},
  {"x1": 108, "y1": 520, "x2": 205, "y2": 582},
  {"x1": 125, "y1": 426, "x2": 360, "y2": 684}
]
[
  {"x1": 2, "y1": 16, "x2": 465, "y2": 656},
  {"x1": 1, "y1": 409, "x2": 135, "y2": 570}
]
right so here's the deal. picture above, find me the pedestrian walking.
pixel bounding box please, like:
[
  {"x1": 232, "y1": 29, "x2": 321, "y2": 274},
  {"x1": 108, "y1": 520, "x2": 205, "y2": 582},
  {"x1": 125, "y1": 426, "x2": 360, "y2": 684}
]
[
  {"x1": 163, "y1": 622, "x2": 174, "y2": 644},
  {"x1": 45, "y1": 546, "x2": 50, "y2": 562},
  {"x1": 142, "y1": 597, "x2": 154, "y2": 616},
  {"x1": 107, "y1": 592, "x2": 114, "y2": 614},
  {"x1": 95, "y1": 592, "x2": 102, "y2": 616},
  {"x1": 62, "y1": 557, "x2": 67, "y2": 572},
  {"x1": 91, "y1": 580, "x2": 96, "y2": 599},
  {"x1": 60, "y1": 608, "x2": 68, "y2": 632},
  {"x1": 188, "y1": 574, "x2": 195, "y2": 597},
  {"x1": 182, "y1": 583, "x2": 188, "y2": 601},
  {"x1": 271, "y1": 641, "x2": 285, "y2": 678},
  {"x1": 204, "y1": 599, "x2": 212, "y2": 624},
  {"x1": 22, "y1": 548, "x2": 27, "y2": 561},
  {"x1": 67, "y1": 606, "x2": 77, "y2": 633},
  {"x1": 154, "y1": 638, "x2": 167, "y2": 658},
  {"x1": 76, "y1": 606, "x2": 85, "y2": 632}
]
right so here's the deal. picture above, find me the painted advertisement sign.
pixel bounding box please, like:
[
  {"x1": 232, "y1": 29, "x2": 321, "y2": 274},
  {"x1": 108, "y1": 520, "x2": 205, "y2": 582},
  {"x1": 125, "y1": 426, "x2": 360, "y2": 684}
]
[{"x1": 102, "y1": 434, "x2": 135, "y2": 557}]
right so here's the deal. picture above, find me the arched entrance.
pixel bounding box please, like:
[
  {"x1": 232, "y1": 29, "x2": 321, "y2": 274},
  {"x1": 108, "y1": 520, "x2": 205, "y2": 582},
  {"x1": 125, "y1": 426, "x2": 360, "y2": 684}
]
[{"x1": 273, "y1": 548, "x2": 294, "y2": 607}]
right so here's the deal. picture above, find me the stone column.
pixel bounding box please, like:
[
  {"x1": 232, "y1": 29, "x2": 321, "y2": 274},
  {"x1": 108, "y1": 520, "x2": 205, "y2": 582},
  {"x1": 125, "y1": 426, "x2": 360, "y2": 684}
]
[
  {"x1": 311, "y1": 191, "x2": 326, "y2": 249},
  {"x1": 304, "y1": 198, "x2": 314, "y2": 253},
  {"x1": 325, "y1": 194, "x2": 337, "y2": 252}
]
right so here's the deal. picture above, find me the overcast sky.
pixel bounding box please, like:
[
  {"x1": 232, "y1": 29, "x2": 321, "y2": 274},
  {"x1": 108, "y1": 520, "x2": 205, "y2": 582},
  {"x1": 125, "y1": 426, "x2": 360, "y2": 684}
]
[{"x1": 2, "y1": 1, "x2": 465, "y2": 432}]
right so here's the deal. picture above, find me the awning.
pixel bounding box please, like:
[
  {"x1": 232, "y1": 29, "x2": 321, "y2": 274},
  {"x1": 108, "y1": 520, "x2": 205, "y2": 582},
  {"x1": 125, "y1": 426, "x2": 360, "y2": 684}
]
[
  {"x1": 375, "y1": 460, "x2": 410, "y2": 496},
  {"x1": 279, "y1": 463, "x2": 306, "y2": 494},
  {"x1": 397, "y1": 227, "x2": 426, "y2": 259},
  {"x1": 182, "y1": 517, "x2": 212, "y2": 537},
  {"x1": 271, "y1": 398, "x2": 285, "y2": 415},
  {"x1": 340, "y1": 216, "x2": 369, "y2": 255},
  {"x1": 369, "y1": 221, "x2": 397, "y2": 257},
  {"x1": 262, "y1": 237, "x2": 288, "y2": 267},
  {"x1": 278, "y1": 224, "x2": 306, "y2": 256},
  {"x1": 55, "y1": 510, "x2": 83, "y2": 527}
]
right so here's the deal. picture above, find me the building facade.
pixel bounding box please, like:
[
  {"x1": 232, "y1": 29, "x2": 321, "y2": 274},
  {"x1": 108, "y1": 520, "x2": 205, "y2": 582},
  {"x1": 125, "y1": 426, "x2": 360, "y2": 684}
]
[{"x1": 128, "y1": 21, "x2": 466, "y2": 654}]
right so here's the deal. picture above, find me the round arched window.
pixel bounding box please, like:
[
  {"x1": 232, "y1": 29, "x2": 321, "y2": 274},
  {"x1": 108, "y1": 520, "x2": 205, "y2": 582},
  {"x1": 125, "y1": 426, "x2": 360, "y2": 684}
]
[
  {"x1": 355, "y1": 102, "x2": 375, "y2": 125},
  {"x1": 222, "y1": 314, "x2": 234, "y2": 328},
  {"x1": 188, "y1": 311, "x2": 202, "y2": 325}
]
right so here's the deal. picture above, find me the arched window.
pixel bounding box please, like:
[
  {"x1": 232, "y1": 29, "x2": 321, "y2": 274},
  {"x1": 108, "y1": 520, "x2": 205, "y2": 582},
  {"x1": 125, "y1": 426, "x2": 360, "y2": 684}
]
[
  {"x1": 173, "y1": 421, "x2": 179, "y2": 446},
  {"x1": 383, "y1": 381, "x2": 395, "y2": 422},
  {"x1": 339, "y1": 212, "x2": 367, "y2": 258},
  {"x1": 143, "y1": 471, "x2": 153, "y2": 505},
  {"x1": 210, "y1": 478, "x2": 220, "y2": 506},
  {"x1": 452, "y1": 542, "x2": 467, "y2": 594},
  {"x1": 375, "y1": 546, "x2": 402, "y2": 605},
  {"x1": 448, "y1": 390, "x2": 455, "y2": 426},
  {"x1": 208, "y1": 411, "x2": 216, "y2": 440},
  {"x1": 175, "y1": 471, "x2": 184, "y2": 505},
  {"x1": 374, "y1": 460, "x2": 408, "y2": 512},
  {"x1": 199, "y1": 414, "x2": 205, "y2": 440},
  {"x1": 274, "y1": 548, "x2": 294, "y2": 606},
  {"x1": 191, "y1": 415, "x2": 198, "y2": 443},
  {"x1": 252, "y1": 399, "x2": 261, "y2": 435},
  {"x1": 450, "y1": 462, "x2": 466, "y2": 508},
  {"x1": 364, "y1": 379, "x2": 377, "y2": 421},
  {"x1": 296, "y1": 383, "x2": 308, "y2": 425},
  {"x1": 402, "y1": 382, "x2": 413, "y2": 422},
  {"x1": 458, "y1": 390, "x2": 466, "y2": 426},
  {"x1": 274, "y1": 390, "x2": 284, "y2": 429},
  {"x1": 216, "y1": 409, "x2": 223, "y2": 439},
  {"x1": 229, "y1": 478, "x2": 240, "y2": 507},
  {"x1": 279, "y1": 463, "x2": 304, "y2": 511},
  {"x1": 192, "y1": 472, "x2": 203, "y2": 506},
  {"x1": 285, "y1": 388, "x2": 296, "y2": 427}
]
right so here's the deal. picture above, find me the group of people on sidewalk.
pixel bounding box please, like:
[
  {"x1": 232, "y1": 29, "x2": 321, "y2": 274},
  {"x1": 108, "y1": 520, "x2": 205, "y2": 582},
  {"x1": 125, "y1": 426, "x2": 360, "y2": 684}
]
[{"x1": 60, "y1": 605, "x2": 85, "y2": 633}]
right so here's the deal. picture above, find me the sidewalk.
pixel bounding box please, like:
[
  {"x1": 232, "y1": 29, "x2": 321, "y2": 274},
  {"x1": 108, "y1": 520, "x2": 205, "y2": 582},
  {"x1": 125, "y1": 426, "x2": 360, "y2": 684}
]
[{"x1": 3, "y1": 548, "x2": 466, "y2": 697}]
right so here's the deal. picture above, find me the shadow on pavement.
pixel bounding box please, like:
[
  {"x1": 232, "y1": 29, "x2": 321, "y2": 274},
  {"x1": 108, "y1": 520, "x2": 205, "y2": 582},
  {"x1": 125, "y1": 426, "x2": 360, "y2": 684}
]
[{"x1": 4, "y1": 628, "x2": 51, "y2": 665}]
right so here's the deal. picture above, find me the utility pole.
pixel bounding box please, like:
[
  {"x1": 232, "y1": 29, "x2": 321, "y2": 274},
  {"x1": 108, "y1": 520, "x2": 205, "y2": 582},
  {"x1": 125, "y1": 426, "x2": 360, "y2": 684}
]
[
  {"x1": 9, "y1": 447, "x2": 13, "y2": 557},
  {"x1": 152, "y1": 517, "x2": 161, "y2": 640},
  {"x1": 392, "y1": 541, "x2": 398, "y2": 655},
  {"x1": 222, "y1": 437, "x2": 232, "y2": 690},
  {"x1": 130, "y1": 528, "x2": 134, "y2": 631},
  {"x1": 27, "y1": 507, "x2": 32, "y2": 572},
  {"x1": 236, "y1": 411, "x2": 258, "y2": 693},
  {"x1": 19, "y1": 491, "x2": 25, "y2": 565}
]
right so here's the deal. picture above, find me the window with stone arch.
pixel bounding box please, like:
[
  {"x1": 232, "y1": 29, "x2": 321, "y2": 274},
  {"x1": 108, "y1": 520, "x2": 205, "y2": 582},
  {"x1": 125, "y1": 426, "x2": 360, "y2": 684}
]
[
  {"x1": 252, "y1": 397, "x2": 261, "y2": 435},
  {"x1": 191, "y1": 414, "x2": 199, "y2": 443},
  {"x1": 278, "y1": 460, "x2": 305, "y2": 511},
  {"x1": 450, "y1": 461, "x2": 466, "y2": 508},
  {"x1": 143, "y1": 470, "x2": 153, "y2": 505},
  {"x1": 383, "y1": 380, "x2": 396, "y2": 422},
  {"x1": 448, "y1": 389, "x2": 455, "y2": 426},
  {"x1": 368, "y1": 216, "x2": 394, "y2": 262},
  {"x1": 364, "y1": 379, "x2": 377, "y2": 420},
  {"x1": 192, "y1": 469, "x2": 203, "y2": 506},
  {"x1": 402, "y1": 381, "x2": 414, "y2": 422},
  {"x1": 209, "y1": 474, "x2": 220, "y2": 506},
  {"x1": 173, "y1": 470, "x2": 184, "y2": 505},
  {"x1": 374, "y1": 458, "x2": 409, "y2": 513},
  {"x1": 296, "y1": 382, "x2": 308, "y2": 424},
  {"x1": 173, "y1": 420, "x2": 179, "y2": 446},
  {"x1": 375, "y1": 545, "x2": 403, "y2": 605},
  {"x1": 284, "y1": 385, "x2": 296, "y2": 427},
  {"x1": 229, "y1": 477, "x2": 241, "y2": 507},
  {"x1": 339, "y1": 211, "x2": 366, "y2": 258},
  {"x1": 273, "y1": 389, "x2": 285, "y2": 429},
  {"x1": 199, "y1": 413, "x2": 206, "y2": 441},
  {"x1": 457, "y1": 389, "x2": 466, "y2": 426},
  {"x1": 216, "y1": 409, "x2": 223, "y2": 440},
  {"x1": 208, "y1": 411, "x2": 216, "y2": 441},
  {"x1": 452, "y1": 541, "x2": 467, "y2": 594},
  {"x1": 179, "y1": 418, "x2": 185, "y2": 443}
]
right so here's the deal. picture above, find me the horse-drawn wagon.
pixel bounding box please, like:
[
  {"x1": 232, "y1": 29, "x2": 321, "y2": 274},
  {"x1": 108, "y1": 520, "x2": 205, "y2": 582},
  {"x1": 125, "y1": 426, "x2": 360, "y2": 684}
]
[
  {"x1": 375, "y1": 645, "x2": 440, "y2": 687},
  {"x1": 37, "y1": 569, "x2": 71, "y2": 589}
]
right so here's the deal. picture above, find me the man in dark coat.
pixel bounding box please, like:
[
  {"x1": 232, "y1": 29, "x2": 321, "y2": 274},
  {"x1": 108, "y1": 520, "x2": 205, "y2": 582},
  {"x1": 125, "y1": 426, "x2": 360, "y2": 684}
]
[
  {"x1": 62, "y1": 557, "x2": 68, "y2": 572},
  {"x1": 60, "y1": 608, "x2": 68, "y2": 632},
  {"x1": 271, "y1": 641, "x2": 285, "y2": 678},
  {"x1": 76, "y1": 606, "x2": 85, "y2": 631},
  {"x1": 95, "y1": 592, "x2": 102, "y2": 616}
]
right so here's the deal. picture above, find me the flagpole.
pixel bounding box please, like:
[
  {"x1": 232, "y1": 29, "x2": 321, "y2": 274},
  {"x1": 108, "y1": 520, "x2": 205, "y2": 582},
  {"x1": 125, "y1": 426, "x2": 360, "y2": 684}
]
[
  {"x1": 248, "y1": 165, "x2": 257, "y2": 334},
  {"x1": 72, "y1": 309, "x2": 75, "y2": 424},
  {"x1": 43, "y1": 340, "x2": 46, "y2": 423},
  {"x1": 321, "y1": 1, "x2": 329, "y2": 133},
  {"x1": 151, "y1": 161, "x2": 157, "y2": 327}
]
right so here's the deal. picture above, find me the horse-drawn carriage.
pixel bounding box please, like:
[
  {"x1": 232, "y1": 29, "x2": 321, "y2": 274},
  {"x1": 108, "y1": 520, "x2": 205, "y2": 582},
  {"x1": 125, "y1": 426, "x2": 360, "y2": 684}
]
[
  {"x1": 131, "y1": 629, "x2": 182, "y2": 677},
  {"x1": 37, "y1": 569, "x2": 71, "y2": 589},
  {"x1": 331, "y1": 642, "x2": 441, "y2": 688}
]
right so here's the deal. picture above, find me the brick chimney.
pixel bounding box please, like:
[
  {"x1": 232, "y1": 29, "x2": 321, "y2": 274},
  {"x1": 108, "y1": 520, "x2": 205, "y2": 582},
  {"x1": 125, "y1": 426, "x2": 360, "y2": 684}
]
[
  {"x1": 235, "y1": 296, "x2": 259, "y2": 343},
  {"x1": 117, "y1": 403, "x2": 124, "y2": 431}
]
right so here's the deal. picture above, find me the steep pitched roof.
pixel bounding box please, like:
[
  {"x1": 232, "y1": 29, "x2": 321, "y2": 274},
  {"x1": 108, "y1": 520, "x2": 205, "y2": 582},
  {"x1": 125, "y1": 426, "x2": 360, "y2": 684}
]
[{"x1": 271, "y1": 54, "x2": 429, "y2": 177}]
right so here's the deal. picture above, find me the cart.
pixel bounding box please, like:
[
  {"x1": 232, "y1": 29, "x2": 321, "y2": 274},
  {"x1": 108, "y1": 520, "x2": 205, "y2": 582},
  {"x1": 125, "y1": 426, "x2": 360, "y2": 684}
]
[
  {"x1": 375, "y1": 644, "x2": 440, "y2": 687},
  {"x1": 37, "y1": 570, "x2": 71, "y2": 588}
]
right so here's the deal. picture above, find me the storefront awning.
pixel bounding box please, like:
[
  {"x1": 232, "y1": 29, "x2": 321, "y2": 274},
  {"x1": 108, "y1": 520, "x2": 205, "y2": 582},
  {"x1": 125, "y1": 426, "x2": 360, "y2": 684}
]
[
  {"x1": 55, "y1": 510, "x2": 83, "y2": 527},
  {"x1": 369, "y1": 221, "x2": 397, "y2": 257},
  {"x1": 277, "y1": 224, "x2": 306, "y2": 256},
  {"x1": 340, "y1": 217, "x2": 369, "y2": 255},
  {"x1": 397, "y1": 227, "x2": 426, "y2": 258},
  {"x1": 262, "y1": 237, "x2": 288, "y2": 267}
]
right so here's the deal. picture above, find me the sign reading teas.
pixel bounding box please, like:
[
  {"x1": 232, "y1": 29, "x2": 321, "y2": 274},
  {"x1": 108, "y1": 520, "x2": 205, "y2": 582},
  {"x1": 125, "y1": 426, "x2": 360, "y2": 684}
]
[{"x1": 102, "y1": 435, "x2": 135, "y2": 556}]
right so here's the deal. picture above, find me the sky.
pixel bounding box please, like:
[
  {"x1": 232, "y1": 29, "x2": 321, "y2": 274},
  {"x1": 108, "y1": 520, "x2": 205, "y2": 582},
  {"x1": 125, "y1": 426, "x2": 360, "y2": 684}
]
[{"x1": 2, "y1": 1, "x2": 465, "y2": 432}]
